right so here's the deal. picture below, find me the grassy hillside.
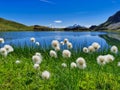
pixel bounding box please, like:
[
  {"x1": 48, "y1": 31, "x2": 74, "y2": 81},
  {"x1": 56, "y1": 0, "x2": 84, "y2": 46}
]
[{"x1": 0, "y1": 18, "x2": 33, "y2": 31}]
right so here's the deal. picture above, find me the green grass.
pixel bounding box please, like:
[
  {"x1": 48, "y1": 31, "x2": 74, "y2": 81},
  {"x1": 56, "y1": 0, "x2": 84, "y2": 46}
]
[{"x1": 0, "y1": 45, "x2": 120, "y2": 90}]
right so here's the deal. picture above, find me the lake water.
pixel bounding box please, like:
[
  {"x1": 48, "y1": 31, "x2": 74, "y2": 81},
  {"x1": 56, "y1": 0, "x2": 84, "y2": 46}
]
[{"x1": 0, "y1": 31, "x2": 120, "y2": 50}]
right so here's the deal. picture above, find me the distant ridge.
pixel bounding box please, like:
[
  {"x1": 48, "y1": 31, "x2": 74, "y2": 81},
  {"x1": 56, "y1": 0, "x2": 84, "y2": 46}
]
[
  {"x1": 64, "y1": 24, "x2": 89, "y2": 31},
  {"x1": 94, "y1": 11, "x2": 120, "y2": 31}
]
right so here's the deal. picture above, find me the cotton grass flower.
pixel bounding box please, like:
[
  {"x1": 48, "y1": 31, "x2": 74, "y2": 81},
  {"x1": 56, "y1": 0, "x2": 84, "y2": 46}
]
[
  {"x1": 35, "y1": 52, "x2": 42, "y2": 57},
  {"x1": 76, "y1": 57, "x2": 86, "y2": 69},
  {"x1": 50, "y1": 50, "x2": 57, "y2": 58},
  {"x1": 15, "y1": 60, "x2": 21, "y2": 64},
  {"x1": 62, "y1": 50, "x2": 71, "y2": 58},
  {"x1": 105, "y1": 54, "x2": 114, "y2": 63},
  {"x1": 117, "y1": 62, "x2": 120, "y2": 67},
  {"x1": 33, "y1": 64, "x2": 40, "y2": 70},
  {"x1": 88, "y1": 46, "x2": 95, "y2": 53},
  {"x1": 32, "y1": 55, "x2": 42, "y2": 64},
  {"x1": 35, "y1": 52, "x2": 43, "y2": 61},
  {"x1": 0, "y1": 48, "x2": 8, "y2": 57},
  {"x1": 64, "y1": 38, "x2": 69, "y2": 44},
  {"x1": 51, "y1": 40, "x2": 59, "y2": 48},
  {"x1": 97, "y1": 55, "x2": 106, "y2": 65},
  {"x1": 83, "y1": 47, "x2": 89, "y2": 53},
  {"x1": 61, "y1": 63, "x2": 67, "y2": 68},
  {"x1": 41, "y1": 70, "x2": 50, "y2": 80},
  {"x1": 4, "y1": 45, "x2": 14, "y2": 53},
  {"x1": 92, "y1": 42, "x2": 100, "y2": 50},
  {"x1": 0, "y1": 38, "x2": 4, "y2": 43},
  {"x1": 30, "y1": 37, "x2": 35, "y2": 43},
  {"x1": 35, "y1": 42, "x2": 40, "y2": 46},
  {"x1": 67, "y1": 42, "x2": 73, "y2": 49},
  {"x1": 71, "y1": 62, "x2": 77, "y2": 68},
  {"x1": 110, "y1": 45, "x2": 118, "y2": 54},
  {"x1": 55, "y1": 46, "x2": 60, "y2": 51},
  {"x1": 60, "y1": 41, "x2": 64, "y2": 45}
]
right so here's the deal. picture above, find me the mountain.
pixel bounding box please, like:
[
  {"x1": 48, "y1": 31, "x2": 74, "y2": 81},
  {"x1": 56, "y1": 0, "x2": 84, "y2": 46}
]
[
  {"x1": 94, "y1": 11, "x2": 120, "y2": 30},
  {"x1": 64, "y1": 24, "x2": 89, "y2": 31},
  {"x1": 33, "y1": 25, "x2": 54, "y2": 31},
  {"x1": 0, "y1": 18, "x2": 59, "y2": 31},
  {"x1": 89, "y1": 25, "x2": 97, "y2": 30},
  {"x1": 0, "y1": 18, "x2": 33, "y2": 31}
]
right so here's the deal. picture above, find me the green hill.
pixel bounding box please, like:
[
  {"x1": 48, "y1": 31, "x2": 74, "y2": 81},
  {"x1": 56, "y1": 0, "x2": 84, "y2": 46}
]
[{"x1": 0, "y1": 18, "x2": 33, "y2": 31}]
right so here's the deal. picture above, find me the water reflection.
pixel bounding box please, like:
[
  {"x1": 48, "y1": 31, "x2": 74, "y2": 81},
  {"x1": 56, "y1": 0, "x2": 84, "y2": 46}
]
[{"x1": 0, "y1": 31, "x2": 116, "y2": 49}]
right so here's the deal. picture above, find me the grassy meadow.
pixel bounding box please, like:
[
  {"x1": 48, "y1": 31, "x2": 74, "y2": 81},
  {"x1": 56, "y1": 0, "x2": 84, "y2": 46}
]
[{"x1": 0, "y1": 41, "x2": 120, "y2": 90}]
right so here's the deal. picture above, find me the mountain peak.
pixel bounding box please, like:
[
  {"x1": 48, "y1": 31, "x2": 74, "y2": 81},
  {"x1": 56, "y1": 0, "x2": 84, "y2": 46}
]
[{"x1": 107, "y1": 10, "x2": 120, "y2": 24}]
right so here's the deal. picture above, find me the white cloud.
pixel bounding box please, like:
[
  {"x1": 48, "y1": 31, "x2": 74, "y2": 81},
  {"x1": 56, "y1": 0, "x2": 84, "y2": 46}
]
[
  {"x1": 40, "y1": 0, "x2": 55, "y2": 4},
  {"x1": 54, "y1": 20, "x2": 62, "y2": 23}
]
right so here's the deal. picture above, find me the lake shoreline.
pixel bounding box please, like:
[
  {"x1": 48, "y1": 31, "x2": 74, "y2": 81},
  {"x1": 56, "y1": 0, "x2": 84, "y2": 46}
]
[{"x1": 0, "y1": 29, "x2": 120, "y2": 33}]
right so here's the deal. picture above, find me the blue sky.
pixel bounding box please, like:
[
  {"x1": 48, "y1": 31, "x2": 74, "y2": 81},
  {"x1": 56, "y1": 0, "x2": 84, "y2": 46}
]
[{"x1": 0, "y1": 0, "x2": 120, "y2": 27}]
